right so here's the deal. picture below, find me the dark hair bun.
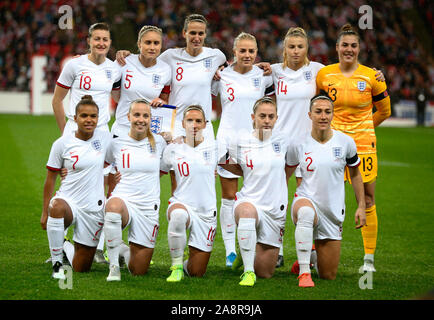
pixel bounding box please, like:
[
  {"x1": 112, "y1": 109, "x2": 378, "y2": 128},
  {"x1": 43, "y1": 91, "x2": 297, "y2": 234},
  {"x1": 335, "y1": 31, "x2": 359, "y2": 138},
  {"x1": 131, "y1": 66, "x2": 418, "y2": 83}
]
[{"x1": 81, "y1": 95, "x2": 94, "y2": 101}]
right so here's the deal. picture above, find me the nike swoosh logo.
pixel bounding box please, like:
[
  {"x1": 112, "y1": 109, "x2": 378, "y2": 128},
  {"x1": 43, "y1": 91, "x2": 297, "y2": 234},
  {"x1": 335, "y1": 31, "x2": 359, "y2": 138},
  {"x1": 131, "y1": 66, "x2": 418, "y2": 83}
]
[
  {"x1": 278, "y1": 76, "x2": 285, "y2": 80},
  {"x1": 304, "y1": 152, "x2": 312, "y2": 155},
  {"x1": 225, "y1": 83, "x2": 233, "y2": 86},
  {"x1": 176, "y1": 62, "x2": 184, "y2": 65},
  {"x1": 126, "y1": 70, "x2": 133, "y2": 72}
]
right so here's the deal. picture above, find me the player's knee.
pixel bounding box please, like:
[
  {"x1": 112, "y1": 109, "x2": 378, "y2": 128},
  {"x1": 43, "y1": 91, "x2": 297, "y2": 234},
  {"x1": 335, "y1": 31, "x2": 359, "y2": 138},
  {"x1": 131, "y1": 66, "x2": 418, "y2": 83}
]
[
  {"x1": 256, "y1": 269, "x2": 273, "y2": 279},
  {"x1": 105, "y1": 198, "x2": 125, "y2": 213},
  {"x1": 365, "y1": 196, "x2": 375, "y2": 209},
  {"x1": 168, "y1": 208, "x2": 189, "y2": 234},
  {"x1": 49, "y1": 199, "x2": 68, "y2": 218},
  {"x1": 188, "y1": 265, "x2": 206, "y2": 277},
  {"x1": 319, "y1": 270, "x2": 337, "y2": 280}
]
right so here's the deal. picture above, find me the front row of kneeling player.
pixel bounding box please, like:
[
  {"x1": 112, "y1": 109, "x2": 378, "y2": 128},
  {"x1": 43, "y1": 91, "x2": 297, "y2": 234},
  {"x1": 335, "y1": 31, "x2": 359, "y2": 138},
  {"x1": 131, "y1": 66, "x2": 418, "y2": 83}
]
[{"x1": 41, "y1": 94, "x2": 366, "y2": 288}]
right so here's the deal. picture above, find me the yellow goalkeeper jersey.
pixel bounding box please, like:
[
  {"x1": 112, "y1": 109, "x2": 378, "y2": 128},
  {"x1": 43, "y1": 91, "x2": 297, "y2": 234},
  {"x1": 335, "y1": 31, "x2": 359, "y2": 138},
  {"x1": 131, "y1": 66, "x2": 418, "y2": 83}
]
[{"x1": 316, "y1": 63, "x2": 390, "y2": 154}]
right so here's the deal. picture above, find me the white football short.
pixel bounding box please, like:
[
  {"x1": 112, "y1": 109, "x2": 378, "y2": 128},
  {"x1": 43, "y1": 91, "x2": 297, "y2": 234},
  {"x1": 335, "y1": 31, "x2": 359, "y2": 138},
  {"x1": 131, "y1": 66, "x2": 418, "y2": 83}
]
[
  {"x1": 110, "y1": 121, "x2": 129, "y2": 138},
  {"x1": 217, "y1": 164, "x2": 240, "y2": 179},
  {"x1": 233, "y1": 199, "x2": 286, "y2": 248},
  {"x1": 167, "y1": 200, "x2": 217, "y2": 252},
  {"x1": 109, "y1": 196, "x2": 160, "y2": 248},
  {"x1": 291, "y1": 196, "x2": 343, "y2": 241},
  {"x1": 50, "y1": 195, "x2": 104, "y2": 247}
]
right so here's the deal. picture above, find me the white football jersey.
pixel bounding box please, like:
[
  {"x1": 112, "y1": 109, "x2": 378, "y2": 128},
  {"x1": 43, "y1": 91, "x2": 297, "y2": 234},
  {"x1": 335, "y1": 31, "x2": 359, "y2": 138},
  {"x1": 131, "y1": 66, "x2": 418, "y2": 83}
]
[
  {"x1": 113, "y1": 54, "x2": 172, "y2": 128},
  {"x1": 162, "y1": 138, "x2": 227, "y2": 215},
  {"x1": 286, "y1": 130, "x2": 360, "y2": 223},
  {"x1": 46, "y1": 129, "x2": 112, "y2": 212},
  {"x1": 105, "y1": 134, "x2": 167, "y2": 209},
  {"x1": 271, "y1": 61, "x2": 324, "y2": 139},
  {"x1": 212, "y1": 65, "x2": 274, "y2": 143},
  {"x1": 159, "y1": 47, "x2": 226, "y2": 133},
  {"x1": 227, "y1": 131, "x2": 290, "y2": 220},
  {"x1": 56, "y1": 55, "x2": 121, "y2": 127}
]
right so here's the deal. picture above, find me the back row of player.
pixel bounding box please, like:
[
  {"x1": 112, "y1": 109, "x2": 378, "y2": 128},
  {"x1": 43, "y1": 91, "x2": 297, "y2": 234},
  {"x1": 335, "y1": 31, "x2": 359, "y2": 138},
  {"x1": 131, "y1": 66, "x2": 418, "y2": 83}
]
[{"x1": 44, "y1": 14, "x2": 391, "y2": 286}]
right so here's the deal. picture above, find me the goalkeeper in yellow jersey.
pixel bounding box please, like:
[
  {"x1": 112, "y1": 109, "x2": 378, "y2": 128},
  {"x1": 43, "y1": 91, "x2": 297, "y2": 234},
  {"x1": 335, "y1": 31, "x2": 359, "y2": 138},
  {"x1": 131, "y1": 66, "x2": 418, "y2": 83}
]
[{"x1": 316, "y1": 24, "x2": 391, "y2": 272}]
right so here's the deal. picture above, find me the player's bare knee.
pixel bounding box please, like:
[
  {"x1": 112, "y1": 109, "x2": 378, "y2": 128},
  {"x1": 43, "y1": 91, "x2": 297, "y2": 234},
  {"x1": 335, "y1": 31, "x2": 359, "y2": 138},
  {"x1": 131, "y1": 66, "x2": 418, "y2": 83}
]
[
  {"x1": 49, "y1": 199, "x2": 68, "y2": 218},
  {"x1": 105, "y1": 198, "x2": 124, "y2": 213},
  {"x1": 319, "y1": 270, "x2": 337, "y2": 280}
]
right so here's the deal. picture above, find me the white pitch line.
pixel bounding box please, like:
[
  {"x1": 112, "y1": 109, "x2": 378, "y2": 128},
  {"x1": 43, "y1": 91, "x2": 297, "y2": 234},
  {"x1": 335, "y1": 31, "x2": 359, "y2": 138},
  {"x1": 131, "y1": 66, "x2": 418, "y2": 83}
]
[{"x1": 379, "y1": 160, "x2": 411, "y2": 167}]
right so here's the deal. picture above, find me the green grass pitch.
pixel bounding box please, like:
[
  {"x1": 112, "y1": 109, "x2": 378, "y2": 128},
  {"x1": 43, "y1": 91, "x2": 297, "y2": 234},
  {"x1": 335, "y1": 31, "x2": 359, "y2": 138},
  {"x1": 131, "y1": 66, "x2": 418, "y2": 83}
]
[{"x1": 0, "y1": 114, "x2": 433, "y2": 300}]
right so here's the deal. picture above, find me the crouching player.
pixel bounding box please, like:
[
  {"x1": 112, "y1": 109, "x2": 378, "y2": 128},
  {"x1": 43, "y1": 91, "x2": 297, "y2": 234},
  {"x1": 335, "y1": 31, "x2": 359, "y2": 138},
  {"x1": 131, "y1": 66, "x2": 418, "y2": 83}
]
[
  {"x1": 286, "y1": 94, "x2": 366, "y2": 287},
  {"x1": 162, "y1": 105, "x2": 227, "y2": 282},
  {"x1": 40, "y1": 95, "x2": 111, "y2": 279},
  {"x1": 103, "y1": 99, "x2": 167, "y2": 281}
]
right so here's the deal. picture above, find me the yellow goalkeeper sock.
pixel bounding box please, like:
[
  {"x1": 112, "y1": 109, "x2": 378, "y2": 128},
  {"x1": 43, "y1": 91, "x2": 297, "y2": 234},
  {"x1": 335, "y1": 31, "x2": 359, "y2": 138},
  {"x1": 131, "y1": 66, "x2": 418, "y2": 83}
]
[{"x1": 361, "y1": 205, "x2": 377, "y2": 255}]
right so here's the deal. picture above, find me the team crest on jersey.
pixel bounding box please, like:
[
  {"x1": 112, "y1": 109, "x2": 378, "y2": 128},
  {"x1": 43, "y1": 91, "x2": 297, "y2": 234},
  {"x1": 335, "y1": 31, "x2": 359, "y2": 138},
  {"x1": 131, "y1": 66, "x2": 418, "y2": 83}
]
[
  {"x1": 203, "y1": 150, "x2": 211, "y2": 162},
  {"x1": 303, "y1": 70, "x2": 312, "y2": 81},
  {"x1": 148, "y1": 142, "x2": 155, "y2": 154},
  {"x1": 272, "y1": 142, "x2": 281, "y2": 153},
  {"x1": 105, "y1": 70, "x2": 112, "y2": 80},
  {"x1": 252, "y1": 77, "x2": 261, "y2": 89},
  {"x1": 152, "y1": 74, "x2": 160, "y2": 85},
  {"x1": 332, "y1": 147, "x2": 343, "y2": 158},
  {"x1": 357, "y1": 81, "x2": 366, "y2": 91},
  {"x1": 204, "y1": 58, "x2": 212, "y2": 70},
  {"x1": 92, "y1": 140, "x2": 102, "y2": 151},
  {"x1": 150, "y1": 116, "x2": 162, "y2": 133}
]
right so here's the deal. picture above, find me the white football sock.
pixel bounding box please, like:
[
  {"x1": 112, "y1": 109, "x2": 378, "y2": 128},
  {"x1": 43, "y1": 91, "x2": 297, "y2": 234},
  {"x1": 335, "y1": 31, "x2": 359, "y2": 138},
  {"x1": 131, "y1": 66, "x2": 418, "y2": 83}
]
[
  {"x1": 220, "y1": 198, "x2": 236, "y2": 256},
  {"x1": 119, "y1": 242, "x2": 130, "y2": 267},
  {"x1": 97, "y1": 232, "x2": 105, "y2": 251},
  {"x1": 279, "y1": 242, "x2": 284, "y2": 256},
  {"x1": 237, "y1": 218, "x2": 257, "y2": 273},
  {"x1": 168, "y1": 208, "x2": 188, "y2": 266},
  {"x1": 104, "y1": 212, "x2": 122, "y2": 267},
  {"x1": 63, "y1": 239, "x2": 74, "y2": 265},
  {"x1": 295, "y1": 206, "x2": 315, "y2": 275},
  {"x1": 47, "y1": 217, "x2": 64, "y2": 265}
]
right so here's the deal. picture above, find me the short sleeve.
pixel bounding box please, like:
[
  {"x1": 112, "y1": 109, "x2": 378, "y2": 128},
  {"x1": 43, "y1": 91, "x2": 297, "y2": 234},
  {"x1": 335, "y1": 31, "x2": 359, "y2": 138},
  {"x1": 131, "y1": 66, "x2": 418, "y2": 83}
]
[
  {"x1": 46, "y1": 139, "x2": 64, "y2": 171},
  {"x1": 211, "y1": 80, "x2": 220, "y2": 97},
  {"x1": 286, "y1": 141, "x2": 299, "y2": 167},
  {"x1": 56, "y1": 59, "x2": 76, "y2": 89},
  {"x1": 105, "y1": 139, "x2": 115, "y2": 165},
  {"x1": 161, "y1": 143, "x2": 173, "y2": 173},
  {"x1": 345, "y1": 136, "x2": 360, "y2": 167}
]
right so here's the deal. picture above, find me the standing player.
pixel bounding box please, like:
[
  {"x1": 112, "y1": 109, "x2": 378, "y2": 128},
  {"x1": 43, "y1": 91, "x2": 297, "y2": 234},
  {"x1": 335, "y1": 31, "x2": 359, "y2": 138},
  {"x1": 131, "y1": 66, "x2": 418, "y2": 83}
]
[
  {"x1": 111, "y1": 25, "x2": 171, "y2": 138},
  {"x1": 316, "y1": 24, "x2": 391, "y2": 272},
  {"x1": 212, "y1": 32, "x2": 273, "y2": 267},
  {"x1": 162, "y1": 105, "x2": 226, "y2": 282},
  {"x1": 271, "y1": 27, "x2": 324, "y2": 267},
  {"x1": 103, "y1": 99, "x2": 167, "y2": 281},
  {"x1": 286, "y1": 94, "x2": 366, "y2": 287},
  {"x1": 40, "y1": 95, "x2": 111, "y2": 279},
  {"x1": 52, "y1": 22, "x2": 121, "y2": 135},
  {"x1": 117, "y1": 14, "x2": 227, "y2": 140},
  {"x1": 220, "y1": 97, "x2": 291, "y2": 287}
]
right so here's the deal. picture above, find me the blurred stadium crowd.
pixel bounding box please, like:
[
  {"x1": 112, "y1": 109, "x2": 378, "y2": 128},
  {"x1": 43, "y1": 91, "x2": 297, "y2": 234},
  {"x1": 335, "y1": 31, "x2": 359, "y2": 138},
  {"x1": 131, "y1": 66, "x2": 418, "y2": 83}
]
[{"x1": 0, "y1": 0, "x2": 432, "y2": 108}]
